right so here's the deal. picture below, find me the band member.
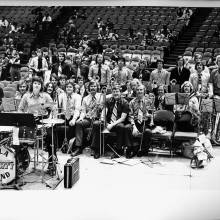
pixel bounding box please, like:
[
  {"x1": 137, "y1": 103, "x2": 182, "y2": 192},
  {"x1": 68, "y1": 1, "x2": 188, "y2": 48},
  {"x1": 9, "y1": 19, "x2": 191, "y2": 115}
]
[
  {"x1": 76, "y1": 76, "x2": 88, "y2": 98},
  {"x1": 112, "y1": 57, "x2": 132, "y2": 87},
  {"x1": 189, "y1": 61, "x2": 210, "y2": 95},
  {"x1": 209, "y1": 55, "x2": 220, "y2": 98},
  {"x1": 18, "y1": 76, "x2": 56, "y2": 173},
  {"x1": 150, "y1": 59, "x2": 170, "y2": 90},
  {"x1": 29, "y1": 49, "x2": 48, "y2": 78},
  {"x1": 175, "y1": 81, "x2": 200, "y2": 132},
  {"x1": 58, "y1": 81, "x2": 82, "y2": 144},
  {"x1": 58, "y1": 74, "x2": 67, "y2": 91},
  {"x1": 50, "y1": 73, "x2": 64, "y2": 103},
  {"x1": 122, "y1": 78, "x2": 140, "y2": 100},
  {"x1": 44, "y1": 82, "x2": 56, "y2": 100},
  {"x1": 132, "y1": 59, "x2": 151, "y2": 85},
  {"x1": 88, "y1": 54, "x2": 111, "y2": 86},
  {"x1": 124, "y1": 84, "x2": 153, "y2": 158},
  {"x1": 72, "y1": 54, "x2": 90, "y2": 82},
  {"x1": 104, "y1": 84, "x2": 130, "y2": 158},
  {"x1": 51, "y1": 53, "x2": 74, "y2": 79},
  {"x1": 154, "y1": 84, "x2": 166, "y2": 110},
  {"x1": 170, "y1": 56, "x2": 190, "y2": 87},
  {"x1": 73, "y1": 80, "x2": 104, "y2": 158},
  {"x1": 15, "y1": 80, "x2": 28, "y2": 99}
]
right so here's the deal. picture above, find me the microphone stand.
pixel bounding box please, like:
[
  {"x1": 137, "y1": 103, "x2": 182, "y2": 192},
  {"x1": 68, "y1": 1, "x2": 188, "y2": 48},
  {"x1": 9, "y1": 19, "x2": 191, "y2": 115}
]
[
  {"x1": 59, "y1": 111, "x2": 69, "y2": 153},
  {"x1": 100, "y1": 87, "x2": 107, "y2": 156}
]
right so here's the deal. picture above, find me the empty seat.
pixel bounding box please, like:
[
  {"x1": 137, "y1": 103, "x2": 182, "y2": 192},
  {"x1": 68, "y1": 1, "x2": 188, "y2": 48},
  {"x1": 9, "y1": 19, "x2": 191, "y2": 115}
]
[
  {"x1": 183, "y1": 51, "x2": 193, "y2": 57},
  {"x1": 185, "y1": 47, "x2": 194, "y2": 52},
  {"x1": 132, "y1": 50, "x2": 142, "y2": 59},
  {"x1": 142, "y1": 50, "x2": 152, "y2": 61}
]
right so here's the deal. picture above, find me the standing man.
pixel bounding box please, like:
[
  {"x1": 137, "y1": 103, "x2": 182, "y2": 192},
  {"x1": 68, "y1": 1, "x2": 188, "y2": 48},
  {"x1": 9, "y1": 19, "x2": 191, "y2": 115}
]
[
  {"x1": 150, "y1": 59, "x2": 170, "y2": 92},
  {"x1": 88, "y1": 54, "x2": 111, "y2": 87},
  {"x1": 112, "y1": 57, "x2": 132, "y2": 87},
  {"x1": 170, "y1": 56, "x2": 190, "y2": 87},
  {"x1": 29, "y1": 49, "x2": 48, "y2": 78}
]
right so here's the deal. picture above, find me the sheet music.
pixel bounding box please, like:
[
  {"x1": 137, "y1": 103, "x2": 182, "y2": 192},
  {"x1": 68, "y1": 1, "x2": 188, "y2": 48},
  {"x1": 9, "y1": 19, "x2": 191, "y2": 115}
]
[
  {"x1": 12, "y1": 127, "x2": 20, "y2": 145},
  {"x1": 0, "y1": 126, "x2": 19, "y2": 145},
  {"x1": 2, "y1": 98, "x2": 17, "y2": 112}
]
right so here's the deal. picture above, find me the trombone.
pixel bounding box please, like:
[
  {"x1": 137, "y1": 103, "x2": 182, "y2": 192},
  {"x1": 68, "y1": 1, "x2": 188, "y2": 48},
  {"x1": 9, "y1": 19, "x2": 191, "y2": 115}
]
[{"x1": 86, "y1": 86, "x2": 107, "y2": 143}]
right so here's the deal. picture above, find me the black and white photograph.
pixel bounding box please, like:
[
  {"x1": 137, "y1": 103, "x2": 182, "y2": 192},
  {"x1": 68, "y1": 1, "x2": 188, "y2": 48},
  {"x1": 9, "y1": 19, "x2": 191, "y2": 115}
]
[{"x1": 0, "y1": 1, "x2": 220, "y2": 219}]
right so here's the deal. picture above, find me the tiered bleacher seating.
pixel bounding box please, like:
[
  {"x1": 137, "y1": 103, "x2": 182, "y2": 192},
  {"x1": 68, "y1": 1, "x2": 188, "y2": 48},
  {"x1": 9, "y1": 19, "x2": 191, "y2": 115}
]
[{"x1": 183, "y1": 8, "x2": 220, "y2": 63}]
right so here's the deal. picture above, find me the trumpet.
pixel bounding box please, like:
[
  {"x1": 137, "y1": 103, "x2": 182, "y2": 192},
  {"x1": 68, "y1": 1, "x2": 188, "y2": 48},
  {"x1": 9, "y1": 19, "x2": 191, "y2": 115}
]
[
  {"x1": 95, "y1": 75, "x2": 100, "y2": 82},
  {"x1": 86, "y1": 90, "x2": 105, "y2": 141},
  {"x1": 170, "y1": 79, "x2": 177, "y2": 85}
]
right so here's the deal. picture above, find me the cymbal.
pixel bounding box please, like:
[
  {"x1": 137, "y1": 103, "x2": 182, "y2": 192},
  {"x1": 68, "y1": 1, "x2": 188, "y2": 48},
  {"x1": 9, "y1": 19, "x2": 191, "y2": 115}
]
[{"x1": 40, "y1": 118, "x2": 64, "y2": 124}]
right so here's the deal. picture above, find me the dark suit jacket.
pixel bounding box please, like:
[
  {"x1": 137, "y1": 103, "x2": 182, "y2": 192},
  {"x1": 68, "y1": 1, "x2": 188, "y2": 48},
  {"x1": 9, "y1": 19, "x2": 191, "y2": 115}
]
[
  {"x1": 72, "y1": 63, "x2": 89, "y2": 82},
  {"x1": 51, "y1": 62, "x2": 74, "y2": 79},
  {"x1": 170, "y1": 67, "x2": 190, "y2": 86}
]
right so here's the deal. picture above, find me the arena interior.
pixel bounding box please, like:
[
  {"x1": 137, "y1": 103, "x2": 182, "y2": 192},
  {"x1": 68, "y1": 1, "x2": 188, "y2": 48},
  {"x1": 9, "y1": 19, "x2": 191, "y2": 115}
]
[{"x1": 0, "y1": 4, "x2": 220, "y2": 220}]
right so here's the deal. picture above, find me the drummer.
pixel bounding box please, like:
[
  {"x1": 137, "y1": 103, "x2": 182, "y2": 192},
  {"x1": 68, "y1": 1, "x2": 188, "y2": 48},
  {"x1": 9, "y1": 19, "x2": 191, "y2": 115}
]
[{"x1": 18, "y1": 76, "x2": 57, "y2": 174}]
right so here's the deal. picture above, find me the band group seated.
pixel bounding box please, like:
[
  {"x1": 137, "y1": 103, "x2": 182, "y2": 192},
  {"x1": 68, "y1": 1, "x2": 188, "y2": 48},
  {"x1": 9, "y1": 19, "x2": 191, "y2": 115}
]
[{"x1": 3, "y1": 51, "x2": 220, "y2": 175}]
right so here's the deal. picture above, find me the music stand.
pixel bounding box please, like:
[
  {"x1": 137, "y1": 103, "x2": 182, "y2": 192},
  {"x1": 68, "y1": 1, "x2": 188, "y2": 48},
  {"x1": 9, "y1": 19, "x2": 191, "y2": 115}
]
[
  {"x1": 177, "y1": 93, "x2": 189, "y2": 105},
  {"x1": 200, "y1": 99, "x2": 213, "y2": 113},
  {"x1": 170, "y1": 84, "x2": 180, "y2": 93},
  {"x1": 164, "y1": 93, "x2": 176, "y2": 105},
  {"x1": 2, "y1": 98, "x2": 17, "y2": 112},
  {"x1": 214, "y1": 98, "x2": 220, "y2": 113},
  {"x1": 0, "y1": 112, "x2": 36, "y2": 128}
]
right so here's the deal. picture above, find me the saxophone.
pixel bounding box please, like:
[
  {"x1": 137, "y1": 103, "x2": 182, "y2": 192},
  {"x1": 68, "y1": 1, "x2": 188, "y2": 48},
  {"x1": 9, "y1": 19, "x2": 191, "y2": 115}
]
[{"x1": 86, "y1": 91, "x2": 105, "y2": 141}]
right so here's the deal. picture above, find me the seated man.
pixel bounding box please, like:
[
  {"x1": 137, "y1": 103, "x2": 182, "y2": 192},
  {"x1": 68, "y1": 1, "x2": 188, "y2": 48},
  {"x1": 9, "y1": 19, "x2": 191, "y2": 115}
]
[
  {"x1": 124, "y1": 84, "x2": 153, "y2": 158},
  {"x1": 57, "y1": 81, "x2": 82, "y2": 150},
  {"x1": 104, "y1": 84, "x2": 130, "y2": 158},
  {"x1": 73, "y1": 80, "x2": 104, "y2": 159}
]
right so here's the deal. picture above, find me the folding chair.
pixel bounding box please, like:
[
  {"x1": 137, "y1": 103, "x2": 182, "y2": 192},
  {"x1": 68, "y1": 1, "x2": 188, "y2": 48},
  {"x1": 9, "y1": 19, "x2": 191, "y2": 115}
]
[{"x1": 151, "y1": 110, "x2": 175, "y2": 156}]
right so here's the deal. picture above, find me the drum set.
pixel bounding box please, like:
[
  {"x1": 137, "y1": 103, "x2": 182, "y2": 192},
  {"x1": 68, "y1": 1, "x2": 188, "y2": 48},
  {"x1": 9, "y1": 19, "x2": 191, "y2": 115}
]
[{"x1": 0, "y1": 102, "x2": 66, "y2": 188}]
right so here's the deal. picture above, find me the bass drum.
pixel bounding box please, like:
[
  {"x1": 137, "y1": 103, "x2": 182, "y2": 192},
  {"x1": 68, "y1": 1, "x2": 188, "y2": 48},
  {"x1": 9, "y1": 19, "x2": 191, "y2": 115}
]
[{"x1": 0, "y1": 137, "x2": 16, "y2": 184}]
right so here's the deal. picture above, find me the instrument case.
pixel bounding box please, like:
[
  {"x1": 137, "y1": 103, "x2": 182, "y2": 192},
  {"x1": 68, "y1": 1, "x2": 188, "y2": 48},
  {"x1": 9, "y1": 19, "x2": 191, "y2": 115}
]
[{"x1": 64, "y1": 157, "x2": 79, "y2": 189}]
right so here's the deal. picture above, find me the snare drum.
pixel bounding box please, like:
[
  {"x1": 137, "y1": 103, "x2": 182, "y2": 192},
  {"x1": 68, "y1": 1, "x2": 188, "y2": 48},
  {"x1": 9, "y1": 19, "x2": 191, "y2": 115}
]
[{"x1": 18, "y1": 126, "x2": 36, "y2": 145}]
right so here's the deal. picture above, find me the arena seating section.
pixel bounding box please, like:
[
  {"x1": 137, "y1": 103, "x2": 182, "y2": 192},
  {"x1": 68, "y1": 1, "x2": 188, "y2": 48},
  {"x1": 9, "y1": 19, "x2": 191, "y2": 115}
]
[{"x1": 1, "y1": 6, "x2": 220, "y2": 67}]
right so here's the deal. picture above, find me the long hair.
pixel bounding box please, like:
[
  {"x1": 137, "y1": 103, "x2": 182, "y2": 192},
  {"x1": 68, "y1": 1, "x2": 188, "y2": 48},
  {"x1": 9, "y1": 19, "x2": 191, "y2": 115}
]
[{"x1": 29, "y1": 76, "x2": 44, "y2": 92}]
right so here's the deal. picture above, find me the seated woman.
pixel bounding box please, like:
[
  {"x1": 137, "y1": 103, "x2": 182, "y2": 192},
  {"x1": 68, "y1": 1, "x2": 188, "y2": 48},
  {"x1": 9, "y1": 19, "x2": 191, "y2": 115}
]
[{"x1": 175, "y1": 81, "x2": 200, "y2": 132}]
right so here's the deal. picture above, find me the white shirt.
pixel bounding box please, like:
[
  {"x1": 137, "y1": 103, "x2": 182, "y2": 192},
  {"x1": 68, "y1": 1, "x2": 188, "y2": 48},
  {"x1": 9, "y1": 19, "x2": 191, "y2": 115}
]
[
  {"x1": 80, "y1": 93, "x2": 104, "y2": 119},
  {"x1": 58, "y1": 92, "x2": 82, "y2": 121}
]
